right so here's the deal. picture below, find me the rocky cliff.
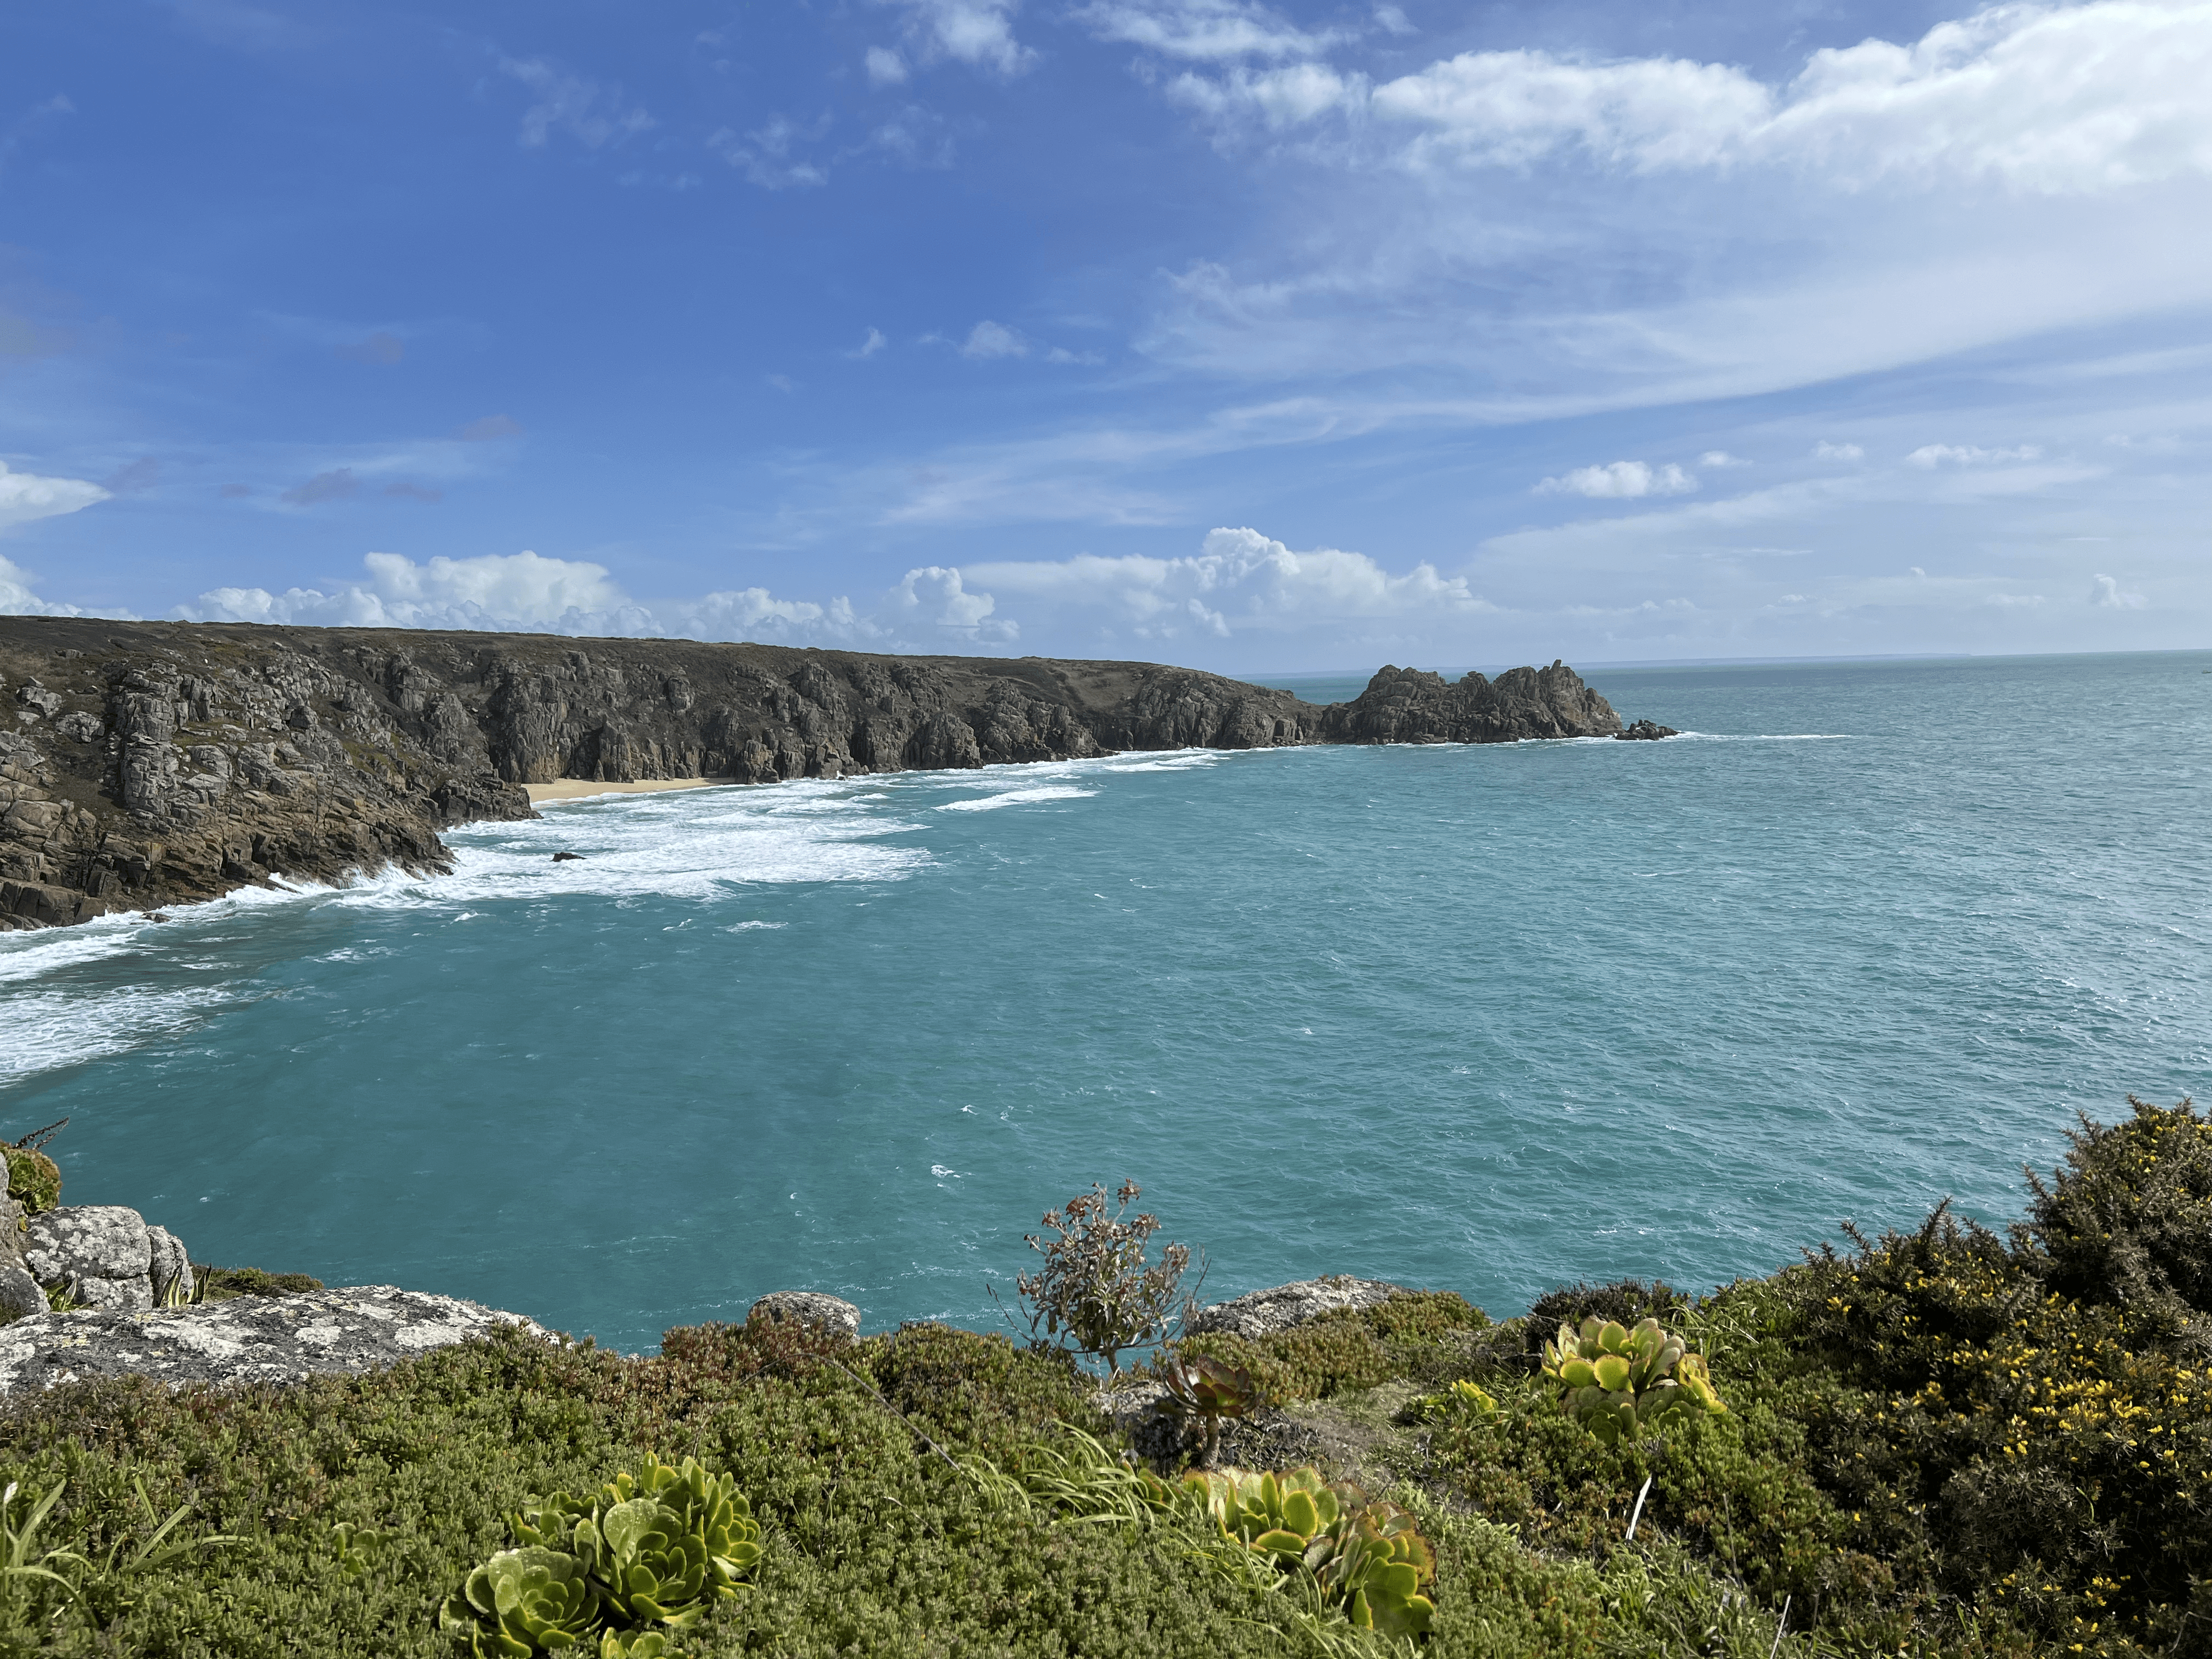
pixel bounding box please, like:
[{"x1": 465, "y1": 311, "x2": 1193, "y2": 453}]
[{"x1": 0, "y1": 617, "x2": 1657, "y2": 930}]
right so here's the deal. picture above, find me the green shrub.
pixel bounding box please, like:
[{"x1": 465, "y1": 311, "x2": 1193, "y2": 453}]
[
  {"x1": 1163, "y1": 1291, "x2": 1492, "y2": 1406},
  {"x1": 2, "y1": 1148, "x2": 60, "y2": 1217},
  {"x1": 2018, "y1": 1095, "x2": 2212, "y2": 1325},
  {"x1": 196, "y1": 1266, "x2": 327, "y2": 1299}
]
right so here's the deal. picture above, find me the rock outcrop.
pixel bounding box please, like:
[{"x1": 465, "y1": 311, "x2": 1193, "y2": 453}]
[
  {"x1": 0, "y1": 1286, "x2": 548, "y2": 1397},
  {"x1": 746, "y1": 1291, "x2": 862, "y2": 1340},
  {"x1": 1316, "y1": 661, "x2": 1622, "y2": 744},
  {"x1": 0, "y1": 618, "x2": 1669, "y2": 929},
  {"x1": 1182, "y1": 1275, "x2": 1414, "y2": 1341},
  {"x1": 7, "y1": 1199, "x2": 195, "y2": 1313}
]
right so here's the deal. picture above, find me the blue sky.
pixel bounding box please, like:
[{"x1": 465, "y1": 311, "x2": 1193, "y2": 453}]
[{"x1": 1, "y1": 0, "x2": 2206, "y2": 673}]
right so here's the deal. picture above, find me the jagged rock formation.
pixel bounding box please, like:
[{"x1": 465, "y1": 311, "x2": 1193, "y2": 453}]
[
  {"x1": 1182, "y1": 1275, "x2": 1415, "y2": 1341},
  {"x1": 747, "y1": 1291, "x2": 863, "y2": 1340},
  {"x1": 0, "y1": 1286, "x2": 548, "y2": 1397},
  {"x1": 1316, "y1": 661, "x2": 1622, "y2": 744},
  {"x1": 0, "y1": 618, "x2": 1660, "y2": 930}
]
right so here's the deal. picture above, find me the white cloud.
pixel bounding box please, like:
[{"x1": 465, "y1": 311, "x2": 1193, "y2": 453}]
[
  {"x1": 1072, "y1": 0, "x2": 1350, "y2": 61},
  {"x1": 960, "y1": 320, "x2": 1029, "y2": 358},
  {"x1": 850, "y1": 327, "x2": 889, "y2": 359},
  {"x1": 2089, "y1": 572, "x2": 2147, "y2": 608},
  {"x1": 892, "y1": 565, "x2": 1017, "y2": 639},
  {"x1": 1813, "y1": 441, "x2": 1865, "y2": 461},
  {"x1": 499, "y1": 58, "x2": 654, "y2": 151},
  {"x1": 865, "y1": 46, "x2": 910, "y2": 85},
  {"x1": 0, "y1": 554, "x2": 135, "y2": 619},
  {"x1": 1905, "y1": 442, "x2": 2044, "y2": 466},
  {"x1": 0, "y1": 460, "x2": 108, "y2": 534},
  {"x1": 708, "y1": 119, "x2": 829, "y2": 189},
  {"x1": 1536, "y1": 460, "x2": 1697, "y2": 499},
  {"x1": 885, "y1": 0, "x2": 1034, "y2": 76},
  {"x1": 1165, "y1": 62, "x2": 1357, "y2": 128},
  {"x1": 965, "y1": 525, "x2": 1483, "y2": 640},
  {"x1": 1698, "y1": 450, "x2": 1750, "y2": 467},
  {"x1": 1355, "y1": 1, "x2": 2212, "y2": 194}
]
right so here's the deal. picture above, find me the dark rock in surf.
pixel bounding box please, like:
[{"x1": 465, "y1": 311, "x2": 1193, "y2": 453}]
[
  {"x1": 1615, "y1": 719, "x2": 1679, "y2": 740},
  {"x1": 551, "y1": 851, "x2": 583, "y2": 862},
  {"x1": 1317, "y1": 661, "x2": 1622, "y2": 744}
]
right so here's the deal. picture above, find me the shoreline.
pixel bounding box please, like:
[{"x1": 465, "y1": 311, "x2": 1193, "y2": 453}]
[{"x1": 524, "y1": 777, "x2": 733, "y2": 804}]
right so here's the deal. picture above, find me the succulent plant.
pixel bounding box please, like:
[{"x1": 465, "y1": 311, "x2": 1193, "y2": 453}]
[
  {"x1": 510, "y1": 1456, "x2": 760, "y2": 1632},
  {"x1": 453, "y1": 1455, "x2": 761, "y2": 1655},
  {"x1": 440, "y1": 1546, "x2": 602, "y2": 1657},
  {"x1": 1183, "y1": 1465, "x2": 1346, "y2": 1558},
  {"x1": 1181, "y1": 1465, "x2": 1436, "y2": 1634},
  {"x1": 1540, "y1": 1315, "x2": 1727, "y2": 1445},
  {"x1": 1306, "y1": 1501, "x2": 1438, "y2": 1636},
  {"x1": 1159, "y1": 1353, "x2": 1262, "y2": 1468}
]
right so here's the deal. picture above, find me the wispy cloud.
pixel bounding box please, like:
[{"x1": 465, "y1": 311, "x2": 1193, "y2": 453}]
[
  {"x1": 709, "y1": 118, "x2": 830, "y2": 188},
  {"x1": 500, "y1": 57, "x2": 655, "y2": 151},
  {"x1": 883, "y1": 0, "x2": 1035, "y2": 76},
  {"x1": 1072, "y1": 0, "x2": 1351, "y2": 62}
]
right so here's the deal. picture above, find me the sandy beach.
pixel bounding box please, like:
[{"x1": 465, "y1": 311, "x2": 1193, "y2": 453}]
[{"x1": 524, "y1": 777, "x2": 733, "y2": 804}]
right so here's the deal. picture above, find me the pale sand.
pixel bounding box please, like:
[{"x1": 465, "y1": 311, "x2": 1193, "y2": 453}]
[{"x1": 525, "y1": 777, "x2": 734, "y2": 804}]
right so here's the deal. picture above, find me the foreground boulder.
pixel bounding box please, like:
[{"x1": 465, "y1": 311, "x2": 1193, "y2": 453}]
[
  {"x1": 746, "y1": 1291, "x2": 861, "y2": 1340},
  {"x1": 0, "y1": 1286, "x2": 548, "y2": 1397}
]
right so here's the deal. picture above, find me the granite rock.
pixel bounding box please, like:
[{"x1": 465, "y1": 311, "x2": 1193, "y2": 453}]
[
  {"x1": 0, "y1": 1286, "x2": 550, "y2": 1397},
  {"x1": 25, "y1": 1205, "x2": 154, "y2": 1312},
  {"x1": 1184, "y1": 1275, "x2": 1413, "y2": 1341},
  {"x1": 0, "y1": 1264, "x2": 44, "y2": 1322},
  {"x1": 746, "y1": 1291, "x2": 862, "y2": 1340}
]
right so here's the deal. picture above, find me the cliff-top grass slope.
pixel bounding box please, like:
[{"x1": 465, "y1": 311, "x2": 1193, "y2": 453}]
[
  {"x1": 0, "y1": 615, "x2": 1638, "y2": 930},
  {"x1": 0, "y1": 1096, "x2": 2205, "y2": 1657}
]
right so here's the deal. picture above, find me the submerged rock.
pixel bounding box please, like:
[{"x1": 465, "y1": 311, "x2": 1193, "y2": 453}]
[
  {"x1": 1184, "y1": 1275, "x2": 1412, "y2": 1340},
  {"x1": 0, "y1": 1286, "x2": 549, "y2": 1397},
  {"x1": 746, "y1": 1291, "x2": 861, "y2": 1340}
]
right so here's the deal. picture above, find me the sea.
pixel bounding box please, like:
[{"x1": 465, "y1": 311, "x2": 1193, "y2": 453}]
[{"x1": 3, "y1": 652, "x2": 2207, "y2": 1352}]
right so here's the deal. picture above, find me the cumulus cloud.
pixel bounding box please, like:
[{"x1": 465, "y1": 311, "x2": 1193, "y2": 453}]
[
  {"x1": 1536, "y1": 460, "x2": 1697, "y2": 499},
  {"x1": 1349, "y1": 0, "x2": 2212, "y2": 193},
  {"x1": 1072, "y1": 0, "x2": 1350, "y2": 61},
  {"x1": 0, "y1": 554, "x2": 128, "y2": 618},
  {"x1": 965, "y1": 525, "x2": 1483, "y2": 640},
  {"x1": 884, "y1": 0, "x2": 1034, "y2": 76},
  {"x1": 501, "y1": 58, "x2": 654, "y2": 150},
  {"x1": 2089, "y1": 572, "x2": 2147, "y2": 608},
  {"x1": 1813, "y1": 441, "x2": 1865, "y2": 461},
  {"x1": 0, "y1": 460, "x2": 108, "y2": 535},
  {"x1": 1165, "y1": 62, "x2": 1357, "y2": 129},
  {"x1": 1699, "y1": 450, "x2": 1750, "y2": 468},
  {"x1": 960, "y1": 320, "x2": 1028, "y2": 358},
  {"x1": 892, "y1": 565, "x2": 1017, "y2": 639},
  {"x1": 866, "y1": 46, "x2": 909, "y2": 85},
  {"x1": 1906, "y1": 442, "x2": 2044, "y2": 466}
]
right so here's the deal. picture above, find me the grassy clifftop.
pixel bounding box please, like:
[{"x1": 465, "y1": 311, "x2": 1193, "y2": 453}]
[{"x1": 1, "y1": 1096, "x2": 2206, "y2": 1657}]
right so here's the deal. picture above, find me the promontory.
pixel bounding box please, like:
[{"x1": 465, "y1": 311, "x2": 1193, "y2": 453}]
[{"x1": 0, "y1": 616, "x2": 1671, "y2": 930}]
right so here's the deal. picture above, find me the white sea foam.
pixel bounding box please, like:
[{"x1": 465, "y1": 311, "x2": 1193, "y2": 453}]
[
  {"x1": 0, "y1": 985, "x2": 232, "y2": 1089},
  {"x1": 936, "y1": 785, "x2": 1097, "y2": 812},
  {"x1": 725, "y1": 921, "x2": 788, "y2": 932}
]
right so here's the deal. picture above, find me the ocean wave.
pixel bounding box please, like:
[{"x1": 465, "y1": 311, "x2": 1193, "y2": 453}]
[
  {"x1": 936, "y1": 785, "x2": 1098, "y2": 813},
  {"x1": 0, "y1": 985, "x2": 233, "y2": 1090}
]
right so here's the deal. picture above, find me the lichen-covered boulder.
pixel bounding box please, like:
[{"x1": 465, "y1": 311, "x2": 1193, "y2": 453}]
[
  {"x1": 24, "y1": 1205, "x2": 154, "y2": 1312},
  {"x1": 745, "y1": 1291, "x2": 861, "y2": 1340},
  {"x1": 1184, "y1": 1276, "x2": 1412, "y2": 1341},
  {"x1": 0, "y1": 1285, "x2": 551, "y2": 1396}
]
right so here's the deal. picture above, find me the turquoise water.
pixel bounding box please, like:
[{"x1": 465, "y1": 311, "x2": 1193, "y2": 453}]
[{"x1": 3, "y1": 652, "x2": 2208, "y2": 1352}]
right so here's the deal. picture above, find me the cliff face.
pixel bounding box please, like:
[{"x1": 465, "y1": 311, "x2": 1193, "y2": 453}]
[{"x1": 0, "y1": 618, "x2": 1643, "y2": 930}]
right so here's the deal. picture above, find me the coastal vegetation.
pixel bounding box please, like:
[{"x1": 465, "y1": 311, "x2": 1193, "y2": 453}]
[{"x1": 0, "y1": 1096, "x2": 2206, "y2": 1656}]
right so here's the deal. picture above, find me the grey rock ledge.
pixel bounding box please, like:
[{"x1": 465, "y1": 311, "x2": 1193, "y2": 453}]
[{"x1": 0, "y1": 1285, "x2": 549, "y2": 1399}]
